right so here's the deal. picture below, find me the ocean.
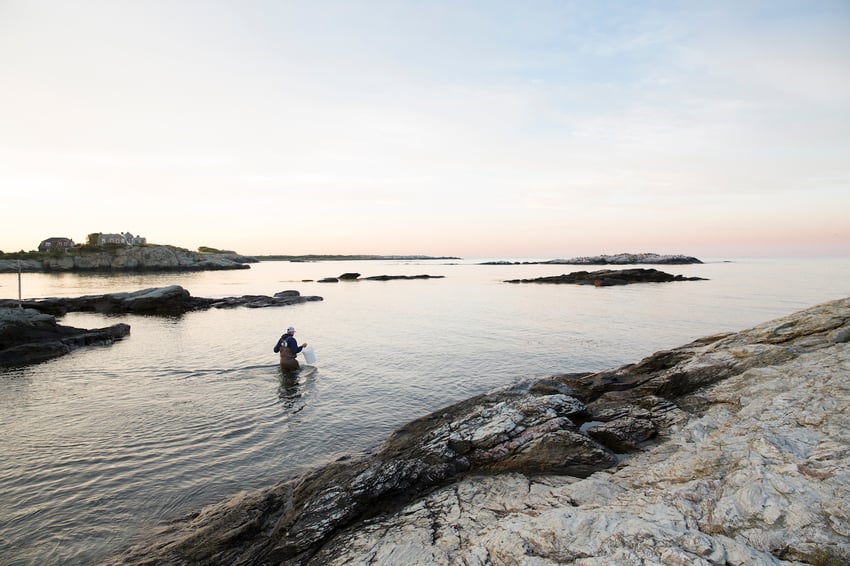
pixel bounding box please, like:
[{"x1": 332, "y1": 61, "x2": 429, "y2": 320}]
[{"x1": 1, "y1": 256, "x2": 848, "y2": 564}]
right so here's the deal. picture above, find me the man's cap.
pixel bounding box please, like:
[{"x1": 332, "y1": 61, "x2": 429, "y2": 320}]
[{"x1": 287, "y1": 326, "x2": 296, "y2": 332}]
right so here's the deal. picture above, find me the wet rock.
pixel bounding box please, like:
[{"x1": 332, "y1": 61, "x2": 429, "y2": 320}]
[
  {"x1": 0, "y1": 307, "x2": 130, "y2": 367},
  {"x1": 0, "y1": 285, "x2": 322, "y2": 316},
  {"x1": 362, "y1": 274, "x2": 445, "y2": 281},
  {"x1": 325, "y1": 273, "x2": 445, "y2": 281}
]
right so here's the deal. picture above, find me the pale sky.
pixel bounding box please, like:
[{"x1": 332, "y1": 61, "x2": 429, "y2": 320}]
[{"x1": 1, "y1": 1, "x2": 848, "y2": 258}]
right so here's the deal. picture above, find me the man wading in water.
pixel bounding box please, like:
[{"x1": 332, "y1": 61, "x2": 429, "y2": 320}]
[{"x1": 274, "y1": 326, "x2": 308, "y2": 371}]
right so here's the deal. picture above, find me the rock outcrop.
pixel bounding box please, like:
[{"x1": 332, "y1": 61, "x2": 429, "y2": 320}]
[
  {"x1": 0, "y1": 286, "x2": 322, "y2": 317},
  {"x1": 317, "y1": 273, "x2": 445, "y2": 283},
  {"x1": 0, "y1": 307, "x2": 130, "y2": 367},
  {"x1": 109, "y1": 297, "x2": 850, "y2": 565},
  {"x1": 0, "y1": 246, "x2": 257, "y2": 273},
  {"x1": 483, "y1": 253, "x2": 703, "y2": 265},
  {"x1": 506, "y1": 267, "x2": 707, "y2": 286},
  {"x1": 0, "y1": 287, "x2": 321, "y2": 366}
]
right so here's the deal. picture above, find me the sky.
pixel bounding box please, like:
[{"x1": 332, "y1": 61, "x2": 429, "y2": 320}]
[{"x1": 1, "y1": 1, "x2": 848, "y2": 258}]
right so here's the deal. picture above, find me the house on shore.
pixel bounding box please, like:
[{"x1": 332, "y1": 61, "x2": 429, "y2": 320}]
[
  {"x1": 122, "y1": 232, "x2": 147, "y2": 245},
  {"x1": 38, "y1": 237, "x2": 75, "y2": 252},
  {"x1": 86, "y1": 232, "x2": 147, "y2": 246},
  {"x1": 99, "y1": 233, "x2": 127, "y2": 246}
]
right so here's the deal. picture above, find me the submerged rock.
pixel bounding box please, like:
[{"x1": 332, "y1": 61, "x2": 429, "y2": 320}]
[{"x1": 109, "y1": 297, "x2": 850, "y2": 565}]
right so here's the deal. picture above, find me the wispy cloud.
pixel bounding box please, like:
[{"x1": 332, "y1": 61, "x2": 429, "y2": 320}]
[{"x1": 1, "y1": 1, "x2": 847, "y2": 256}]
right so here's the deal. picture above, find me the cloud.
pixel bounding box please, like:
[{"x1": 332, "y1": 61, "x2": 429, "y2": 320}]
[{"x1": 1, "y1": 1, "x2": 848, "y2": 256}]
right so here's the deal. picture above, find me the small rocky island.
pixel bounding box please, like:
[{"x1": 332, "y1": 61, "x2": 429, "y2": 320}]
[
  {"x1": 0, "y1": 286, "x2": 321, "y2": 367},
  {"x1": 484, "y1": 252, "x2": 703, "y2": 265},
  {"x1": 0, "y1": 245, "x2": 257, "y2": 273},
  {"x1": 109, "y1": 297, "x2": 850, "y2": 565},
  {"x1": 506, "y1": 268, "x2": 708, "y2": 286},
  {"x1": 316, "y1": 273, "x2": 446, "y2": 283}
]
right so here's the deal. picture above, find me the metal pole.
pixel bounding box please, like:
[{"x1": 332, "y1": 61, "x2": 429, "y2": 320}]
[{"x1": 18, "y1": 260, "x2": 23, "y2": 308}]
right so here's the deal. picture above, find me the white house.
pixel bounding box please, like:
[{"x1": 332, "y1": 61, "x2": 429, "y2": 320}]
[
  {"x1": 98, "y1": 233, "x2": 127, "y2": 246},
  {"x1": 122, "y1": 232, "x2": 147, "y2": 245},
  {"x1": 92, "y1": 232, "x2": 147, "y2": 246}
]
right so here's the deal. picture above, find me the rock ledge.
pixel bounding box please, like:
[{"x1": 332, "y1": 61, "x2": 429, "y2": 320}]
[{"x1": 110, "y1": 297, "x2": 850, "y2": 565}]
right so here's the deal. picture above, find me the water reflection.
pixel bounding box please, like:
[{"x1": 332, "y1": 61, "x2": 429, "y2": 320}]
[{"x1": 277, "y1": 365, "x2": 317, "y2": 410}]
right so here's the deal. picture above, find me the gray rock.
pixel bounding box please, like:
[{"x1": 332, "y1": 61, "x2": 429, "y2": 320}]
[
  {"x1": 505, "y1": 267, "x2": 708, "y2": 286},
  {"x1": 0, "y1": 307, "x2": 130, "y2": 367},
  {"x1": 0, "y1": 287, "x2": 322, "y2": 367},
  {"x1": 0, "y1": 286, "x2": 322, "y2": 316},
  {"x1": 0, "y1": 259, "x2": 43, "y2": 272}
]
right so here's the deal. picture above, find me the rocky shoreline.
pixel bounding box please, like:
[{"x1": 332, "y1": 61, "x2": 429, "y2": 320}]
[
  {"x1": 0, "y1": 246, "x2": 257, "y2": 273},
  {"x1": 108, "y1": 297, "x2": 850, "y2": 565},
  {"x1": 0, "y1": 308, "x2": 130, "y2": 367},
  {"x1": 0, "y1": 286, "x2": 321, "y2": 367}
]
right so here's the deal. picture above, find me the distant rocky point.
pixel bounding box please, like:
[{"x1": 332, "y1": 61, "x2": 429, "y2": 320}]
[
  {"x1": 316, "y1": 273, "x2": 446, "y2": 283},
  {"x1": 0, "y1": 245, "x2": 258, "y2": 273},
  {"x1": 258, "y1": 254, "x2": 460, "y2": 262},
  {"x1": 506, "y1": 268, "x2": 708, "y2": 286},
  {"x1": 483, "y1": 252, "x2": 703, "y2": 265}
]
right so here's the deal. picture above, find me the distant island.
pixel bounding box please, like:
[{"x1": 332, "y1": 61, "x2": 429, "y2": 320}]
[
  {"x1": 0, "y1": 248, "x2": 464, "y2": 273},
  {"x1": 0, "y1": 245, "x2": 257, "y2": 273},
  {"x1": 0, "y1": 249, "x2": 702, "y2": 273},
  {"x1": 481, "y1": 253, "x2": 703, "y2": 265},
  {"x1": 505, "y1": 268, "x2": 708, "y2": 286},
  {"x1": 256, "y1": 254, "x2": 461, "y2": 262}
]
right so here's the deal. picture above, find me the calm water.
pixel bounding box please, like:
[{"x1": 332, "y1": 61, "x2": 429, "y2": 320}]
[{"x1": 1, "y1": 257, "x2": 848, "y2": 564}]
